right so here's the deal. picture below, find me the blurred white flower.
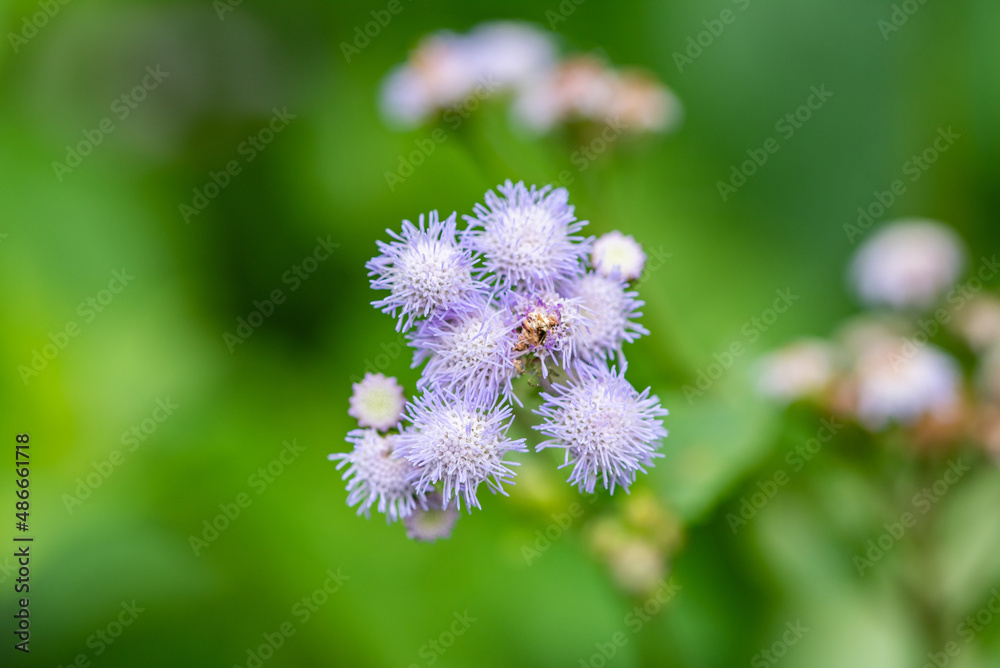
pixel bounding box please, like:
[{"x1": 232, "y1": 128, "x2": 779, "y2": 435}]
[
  {"x1": 848, "y1": 219, "x2": 966, "y2": 310},
  {"x1": 755, "y1": 339, "x2": 837, "y2": 402},
  {"x1": 466, "y1": 22, "x2": 556, "y2": 89},
  {"x1": 607, "y1": 538, "x2": 665, "y2": 595},
  {"x1": 591, "y1": 231, "x2": 646, "y2": 280},
  {"x1": 514, "y1": 56, "x2": 614, "y2": 132},
  {"x1": 606, "y1": 71, "x2": 683, "y2": 133},
  {"x1": 851, "y1": 339, "x2": 962, "y2": 430},
  {"x1": 953, "y1": 295, "x2": 1000, "y2": 353},
  {"x1": 380, "y1": 32, "x2": 478, "y2": 127},
  {"x1": 513, "y1": 56, "x2": 681, "y2": 135},
  {"x1": 380, "y1": 22, "x2": 555, "y2": 128}
]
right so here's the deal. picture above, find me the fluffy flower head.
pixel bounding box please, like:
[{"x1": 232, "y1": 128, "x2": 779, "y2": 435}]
[
  {"x1": 367, "y1": 211, "x2": 487, "y2": 331},
  {"x1": 534, "y1": 364, "x2": 668, "y2": 494},
  {"x1": 396, "y1": 394, "x2": 528, "y2": 511},
  {"x1": 329, "y1": 429, "x2": 423, "y2": 522},
  {"x1": 463, "y1": 180, "x2": 591, "y2": 291},
  {"x1": 411, "y1": 307, "x2": 519, "y2": 406},
  {"x1": 565, "y1": 272, "x2": 648, "y2": 363}
]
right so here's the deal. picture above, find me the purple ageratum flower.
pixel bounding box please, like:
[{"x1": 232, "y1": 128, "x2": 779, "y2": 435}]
[
  {"x1": 329, "y1": 429, "x2": 425, "y2": 522},
  {"x1": 565, "y1": 272, "x2": 648, "y2": 364},
  {"x1": 367, "y1": 211, "x2": 489, "y2": 332},
  {"x1": 404, "y1": 492, "x2": 460, "y2": 542},
  {"x1": 410, "y1": 306, "x2": 520, "y2": 406},
  {"x1": 396, "y1": 393, "x2": 528, "y2": 512},
  {"x1": 505, "y1": 291, "x2": 591, "y2": 377},
  {"x1": 463, "y1": 180, "x2": 592, "y2": 291},
  {"x1": 534, "y1": 364, "x2": 668, "y2": 494},
  {"x1": 348, "y1": 373, "x2": 406, "y2": 431}
]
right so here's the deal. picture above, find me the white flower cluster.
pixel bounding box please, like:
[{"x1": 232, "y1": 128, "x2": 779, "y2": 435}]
[
  {"x1": 757, "y1": 219, "x2": 1000, "y2": 454},
  {"x1": 380, "y1": 22, "x2": 682, "y2": 136}
]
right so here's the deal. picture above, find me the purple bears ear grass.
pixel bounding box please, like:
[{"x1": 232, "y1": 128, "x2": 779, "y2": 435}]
[
  {"x1": 533, "y1": 364, "x2": 668, "y2": 494},
  {"x1": 366, "y1": 211, "x2": 490, "y2": 332},
  {"x1": 396, "y1": 394, "x2": 527, "y2": 512},
  {"x1": 329, "y1": 429, "x2": 424, "y2": 523},
  {"x1": 462, "y1": 180, "x2": 592, "y2": 292},
  {"x1": 332, "y1": 181, "x2": 669, "y2": 539}
]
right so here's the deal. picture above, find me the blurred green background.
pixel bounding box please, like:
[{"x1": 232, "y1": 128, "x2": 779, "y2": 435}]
[{"x1": 3, "y1": 0, "x2": 1000, "y2": 666}]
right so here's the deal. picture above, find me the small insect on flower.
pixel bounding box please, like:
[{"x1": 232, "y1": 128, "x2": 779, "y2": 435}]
[
  {"x1": 367, "y1": 211, "x2": 489, "y2": 332},
  {"x1": 348, "y1": 373, "x2": 407, "y2": 431},
  {"x1": 591, "y1": 231, "x2": 646, "y2": 282},
  {"x1": 506, "y1": 291, "x2": 590, "y2": 376},
  {"x1": 463, "y1": 180, "x2": 592, "y2": 292},
  {"x1": 534, "y1": 364, "x2": 668, "y2": 494},
  {"x1": 329, "y1": 429, "x2": 424, "y2": 522},
  {"x1": 343, "y1": 176, "x2": 664, "y2": 539},
  {"x1": 396, "y1": 393, "x2": 528, "y2": 512}
]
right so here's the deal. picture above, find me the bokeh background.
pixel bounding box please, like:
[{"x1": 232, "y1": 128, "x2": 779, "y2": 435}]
[{"x1": 3, "y1": 0, "x2": 1000, "y2": 666}]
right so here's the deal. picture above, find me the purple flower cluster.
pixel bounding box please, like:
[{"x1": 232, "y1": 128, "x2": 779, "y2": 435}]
[{"x1": 331, "y1": 180, "x2": 669, "y2": 540}]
